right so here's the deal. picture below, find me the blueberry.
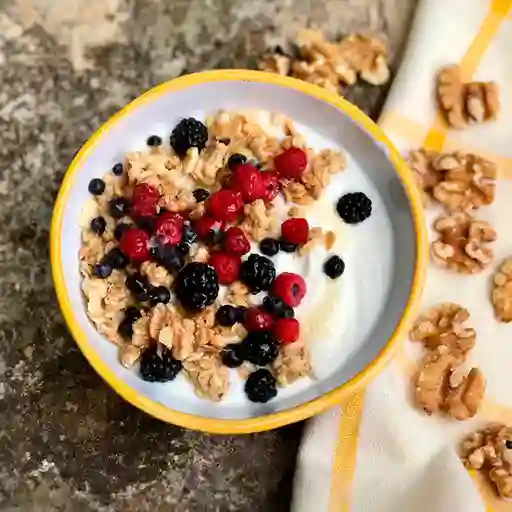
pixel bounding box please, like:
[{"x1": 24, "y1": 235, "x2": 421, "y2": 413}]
[
  {"x1": 216, "y1": 305, "x2": 239, "y2": 327},
  {"x1": 193, "y1": 188, "x2": 209, "y2": 202},
  {"x1": 259, "y1": 238, "x2": 280, "y2": 257},
  {"x1": 117, "y1": 317, "x2": 134, "y2": 339},
  {"x1": 152, "y1": 245, "x2": 185, "y2": 273},
  {"x1": 124, "y1": 306, "x2": 142, "y2": 323},
  {"x1": 90, "y1": 216, "x2": 106, "y2": 235},
  {"x1": 262, "y1": 296, "x2": 294, "y2": 319},
  {"x1": 323, "y1": 255, "x2": 345, "y2": 279},
  {"x1": 112, "y1": 162, "x2": 124, "y2": 176},
  {"x1": 109, "y1": 197, "x2": 131, "y2": 219},
  {"x1": 114, "y1": 222, "x2": 131, "y2": 241},
  {"x1": 149, "y1": 285, "x2": 171, "y2": 305},
  {"x1": 227, "y1": 153, "x2": 247, "y2": 169},
  {"x1": 177, "y1": 242, "x2": 190, "y2": 255},
  {"x1": 181, "y1": 224, "x2": 198, "y2": 244},
  {"x1": 88, "y1": 178, "x2": 105, "y2": 195},
  {"x1": 235, "y1": 306, "x2": 248, "y2": 323},
  {"x1": 106, "y1": 248, "x2": 128, "y2": 269},
  {"x1": 279, "y1": 238, "x2": 297, "y2": 253},
  {"x1": 245, "y1": 369, "x2": 277, "y2": 403},
  {"x1": 221, "y1": 343, "x2": 245, "y2": 368},
  {"x1": 92, "y1": 261, "x2": 113, "y2": 279},
  {"x1": 125, "y1": 273, "x2": 151, "y2": 301},
  {"x1": 147, "y1": 135, "x2": 162, "y2": 147}
]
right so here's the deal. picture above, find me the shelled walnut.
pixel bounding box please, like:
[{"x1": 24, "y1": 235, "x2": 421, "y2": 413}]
[
  {"x1": 492, "y1": 258, "x2": 512, "y2": 322},
  {"x1": 437, "y1": 65, "x2": 500, "y2": 128},
  {"x1": 430, "y1": 212, "x2": 496, "y2": 273}
]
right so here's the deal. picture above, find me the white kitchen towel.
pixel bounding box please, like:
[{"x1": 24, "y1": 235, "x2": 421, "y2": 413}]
[{"x1": 292, "y1": 1, "x2": 512, "y2": 511}]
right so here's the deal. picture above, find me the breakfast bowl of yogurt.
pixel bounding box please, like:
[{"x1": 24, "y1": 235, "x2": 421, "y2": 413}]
[{"x1": 50, "y1": 70, "x2": 427, "y2": 433}]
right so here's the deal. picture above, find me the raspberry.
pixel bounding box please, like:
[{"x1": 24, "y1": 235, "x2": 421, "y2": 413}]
[
  {"x1": 131, "y1": 183, "x2": 160, "y2": 218},
  {"x1": 154, "y1": 211, "x2": 184, "y2": 245},
  {"x1": 336, "y1": 192, "x2": 372, "y2": 224},
  {"x1": 274, "y1": 147, "x2": 307, "y2": 179},
  {"x1": 209, "y1": 252, "x2": 241, "y2": 285},
  {"x1": 244, "y1": 308, "x2": 274, "y2": 332},
  {"x1": 119, "y1": 227, "x2": 150, "y2": 262},
  {"x1": 224, "y1": 227, "x2": 250, "y2": 256},
  {"x1": 261, "y1": 171, "x2": 280, "y2": 202},
  {"x1": 272, "y1": 318, "x2": 300, "y2": 344},
  {"x1": 272, "y1": 272, "x2": 306, "y2": 307},
  {"x1": 281, "y1": 218, "x2": 309, "y2": 245},
  {"x1": 207, "y1": 189, "x2": 243, "y2": 222},
  {"x1": 231, "y1": 163, "x2": 265, "y2": 203},
  {"x1": 170, "y1": 118, "x2": 208, "y2": 156}
]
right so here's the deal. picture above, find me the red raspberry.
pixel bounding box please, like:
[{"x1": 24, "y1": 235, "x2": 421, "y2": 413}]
[
  {"x1": 208, "y1": 252, "x2": 241, "y2": 285},
  {"x1": 154, "y1": 211, "x2": 183, "y2": 245},
  {"x1": 193, "y1": 216, "x2": 224, "y2": 239},
  {"x1": 119, "y1": 227, "x2": 150, "y2": 262},
  {"x1": 224, "y1": 227, "x2": 250, "y2": 256},
  {"x1": 281, "y1": 218, "x2": 309, "y2": 245},
  {"x1": 272, "y1": 272, "x2": 307, "y2": 307},
  {"x1": 261, "y1": 171, "x2": 280, "y2": 202},
  {"x1": 244, "y1": 308, "x2": 274, "y2": 332},
  {"x1": 231, "y1": 163, "x2": 265, "y2": 203},
  {"x1": 207, "y1": 189, "x2": 243, "y2": 222},
  {"x1": 274, "y1": 147, "x2": 307, "y2": 180},
  {"x1": 272, "y1": 318, "x2": 300, "y2": 344},
  {"x1": 131, "y1": 183, "x2": 160, "y2": 217}
]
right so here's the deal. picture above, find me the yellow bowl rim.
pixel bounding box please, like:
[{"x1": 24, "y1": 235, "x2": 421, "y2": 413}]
[{"x1": 50, "y1": 69, "x2": 427, "y2": 434}]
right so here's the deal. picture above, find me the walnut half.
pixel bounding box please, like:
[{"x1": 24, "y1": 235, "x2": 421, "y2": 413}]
[{"x1": 492, "y1": 258, "x2": 512, "y2": 322}]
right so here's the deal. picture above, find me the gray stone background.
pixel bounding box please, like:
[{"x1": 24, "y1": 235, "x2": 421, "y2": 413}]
[{"x1": 0, "y1": 0, "x2": 417, "y2": 510}]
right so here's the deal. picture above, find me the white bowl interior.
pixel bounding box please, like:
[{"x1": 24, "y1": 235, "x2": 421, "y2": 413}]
[{"x1": 58, "y1": 78, "x2": 417, "y2": 420}]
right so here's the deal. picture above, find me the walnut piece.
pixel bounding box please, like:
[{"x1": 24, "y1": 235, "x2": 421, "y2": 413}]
[
  {"x1": 437, "y1": 65, "x2": 500, "y2": 128},
  {"x1": 225, "y1": 281, "x2": 251, "y2": 306},
  {"x1": 273, "y1": 341, "x2": 312, "y2": 386},
  {"x1": 443, "y1": 367, "x2": 486, "y2": 420},
  {"x1": 140, "y1": 261, "x2": 173, "y2": 288},
  {"x1": 240, "y1": 199, "x2": 278, "y2": 242},
  {"x1": 431, "y1": 212, "x2": 496, "y2": 273},
  {"x1": 492, "y1": 259, "x2": 512, "y2": 322},
  {"x1": 259, "y1": 50, "x2": 292, "y2": 76},
  {"x1": 183, "y1": 350, "x2": 229, "y2": 402}
]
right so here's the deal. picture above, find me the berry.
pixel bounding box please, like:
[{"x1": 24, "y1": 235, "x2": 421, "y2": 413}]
[
  {"x1": 218, "y1": 138, "x2": 231, "y2": 146},
  {"x1": 244, "y1": 308, "x2": 274, "y2": 332},
  {"x1": 261, "y1": 171, "x2": 280, "y2": 202},
  {"x1": 243, "y1": 331, "x2": 279, "y2": 366},
  {"x1": 170, "y1": 118, "x2": 208, "y2": 156},
  {"x1": 193, "y1": 188, "x2": 210, "y2": 202},
  {"x1": 209, "y1": 252, "x2": 241, "y2": 285},
  {"x1": 124, "y1": 306, "x2": 142, "y2": 323},
  {"x1": 235, "y1": 306, "x2": 248, "y2": 323},
  {"x1": 336, "y1": 192, "x2": 372, "y2": 224},
  {"x1": 149, "y1": 285, "x2": 171, "y2": 305},
  {"x1": 245, "y1": 369, "x2": 277, "y2": 403},
  {"x1": 174, "y1": 262, "x2": 219, "y2": 310},
  {"x1": 279, "y1": 238, "x2": 297, "y2": 253},
  {"x1": 193, "y1": 216, "x2": 224, "y2": 242},
  {"x1": 231, "y1": 163, "x2": 265, "y2": 203},
  {"x1": 154, "y1": 211, "x2": 184, "y2": 245},
  {"x1": 114, "y1": 222, "x2": 131, "y2": 241},
  {"x1": 112, "y1": 162, "x2": 124, "y2": 176},
  {"x1": 227, "y1": 153, "x2": 247, "y2": 169},
  {"x1": 216, "y1": 305, "x2": 239, "y2": 327},
  {"x1": 281, "y1": 218, "x2": 309, "y2": 245},
  {"x1": 105, "y1": 247, "x2": 128, "y2": 269},
  {"x1": 92, "y1": 260, "x2": 113, "y2": 279},
  {"x1": 147, "y1": 135, "x2": 162, "y2": 147},
  {"x1": 88, "y1": 178, "x2": 105, "y2": 195},
  {"x1": 221, "y1": 343, "x2": 245, "y2": 368},
  {"x1": 126, "y1": 273, "x2": 151, "y2": 301},
  {"x1": 225, "y1": 227, "x2": 250, "y2": 256},
  {"x1": 150, "y1": 244, "x2": 185, "y2": 273},
  {"x1": 323, "y1": 255, "x2": 345, "y2": 279},
  {"x1": 272, "y1": 272, "x2": 306, "y2": 307},
  {"x1": 274, "y1": 147, "x2": 307, "y2": 179},
  {"x1": 139, "y1": 346, "x2": 182, "y2": 382},
  {"x1": 131, "y1": 183, "x2": 160, "y2": 218},
  {"x1": 240, "y1": 254, "x2": 276, "y2": 293},
  {"x1": 259, "y1": 238, "x2": 280, "y2": 257},
  {"x1": 134, "y1": 216, "x2": 156, "y2": 233},
  {"x1": 120, "y1": 227, "x2": 150, "y2": 262},
  {"x1": 177, "y1": 242, "x2": 190, "y2": 255},
  {"x1": 109, "y1": 197, "x2": 131, "y2": 219},
  {"x1": 118, "y1": 317, "x2": 134, "y2": 339},
  {"x1": 181, "y1": 224, "x2": 198, "y2": 244},
  {"x1": 272, "y1": 318, "x2": 300, "y2": 344},
  {"x1": 207, "y1": 189, "x2": 243, "y2": 222},
  {"x1": 90, "y1": 216, "x2": 106, "y2": 235},
  {"x1": 261, "y1": 296, "x2": 294, "y2": 319}
]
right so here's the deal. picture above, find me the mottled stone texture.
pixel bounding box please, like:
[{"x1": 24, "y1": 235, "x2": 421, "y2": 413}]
[{"x1": 0, "y1": 0, "x2": 416, "y2": 510}]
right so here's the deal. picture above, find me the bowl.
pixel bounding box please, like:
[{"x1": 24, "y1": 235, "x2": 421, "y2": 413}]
[{"x1": 50, "y1": 70, "x2": 427, "y2": 434}]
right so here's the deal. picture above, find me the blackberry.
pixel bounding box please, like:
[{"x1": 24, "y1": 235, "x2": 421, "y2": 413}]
[
  {"x1": 126, "y1": 273, "x2": 151, "y2": 302},
  {"x1": 88, "y1": 178, "x2": 105, "y2": 195},
  {"x1": 151, "y1": 245, "x2": 185, "y2": 273},
  {"x1": 216, "y1": 305, "x2": 239, "y2": 327},
  {"x1": 336, "y1": 192, "x2": 372, "y2": 224},
  {"x1": 240, "y1": 254, "x2": 276, "y2": 293},
  {"x1": 262, "y1": 296, "x2": 294, "y2": 319},
  {"x1": 243, "y1": 331, "x2": 279, "y2": 366},
  {"x1": 259, "y1": 238, "x2": 279, "y2": 257},
  {"x1": 235, "y1": 306, "x2": 248, "y2": 323},
  {"x1": 149, "y1": 285, "x2": 171, "y2": 305},
  {"x1": 106, "y1": 248, "x2": 128, "y2": 269},
  {"x1": 170, "y1": 118, "x2": 208, "y2": 156},
  {"x1": 244, "y1": 369, "x2": 277, "y2": 403},
  {"x1": 118, "y1": 317, "x2": 134, "y2": 339},
  {"x1": 139, "y1": 345, "x2": 182, "y2": 382},
  {"x1": 109, "y1": 197, "x2": 131, "y2": 219},
  {"x1": 146, "y1": 135, "x2": 162, "y2": 147},
  {"x1": 221, "y1": 343, "x2": 245, "y2": 368},
  {"x1": 114, "y1": 222, "x2": 131, "y2": 241},
  {"x1": 112, "y1": 162, "x2": 124, "y2": 176},
  {"x1": 193, "y1": 188, "x2": 209, "y2": 202},
  {"x1": 181, "y1": 224, "x2": 198, "y2": 244},
  {"x1": 279, "y1": 238, "x2": 297, "y2": 253},
  {"x1": 227, "y1": 153, "x2": 247, "y2": 169},
  {"x1": 323, "y1": 255, "x2": 345, "y2": 279},
  {"x1": 92, "y1": 260, "x2": 113, "y2": 279},
  {"x1": 90, "y1": 216, "x2": 106, "y2": 235},
  {"x1": 174, "y1": 262, "x2": 219, "y2": 310}
]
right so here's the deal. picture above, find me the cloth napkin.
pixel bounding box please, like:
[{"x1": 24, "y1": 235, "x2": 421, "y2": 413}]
[{"x1": 292, "y1": 1, "x2": 512, "y2": 511}]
